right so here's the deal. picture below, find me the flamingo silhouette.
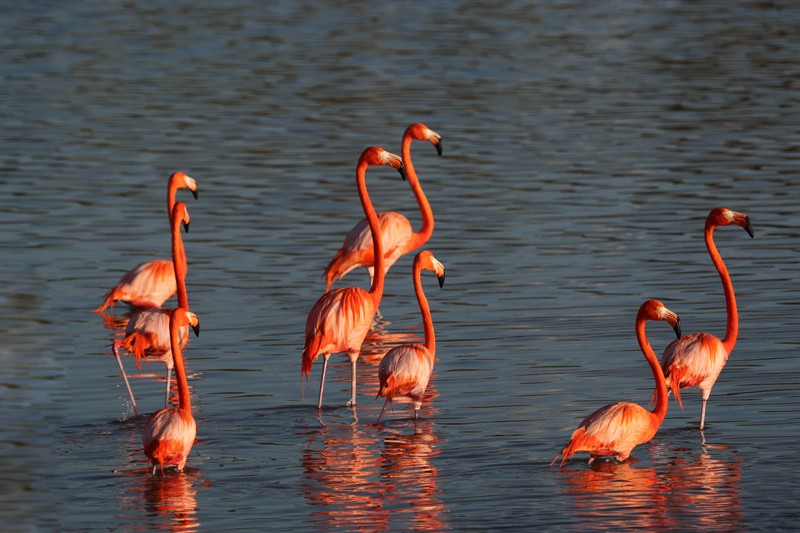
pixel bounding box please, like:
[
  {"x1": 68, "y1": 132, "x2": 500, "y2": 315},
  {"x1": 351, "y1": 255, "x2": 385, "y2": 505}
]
[
  {"x1": 654, "y1": 207, "x2": 753, "y2": 429},
  {"x1": 552, "y1": 300, "x2": 682, "y2": 466},
  {"x1": 302, "y1": 147, "x2": 406, "y2": 410},
  {"x1": 143, "y1": 307, "x2": 200, "y2": 474},
  {"x1": 377, "y1": 250, "x2": 445, "y2": 423},
  {"x1": 324, "y1": 123, "x2": 441, "y2": 291},
  {"x1": 95, "y1": 171, "x2": 197, "y2": 313},
  {"x1": 112, "y1": 202, "x2": 192, "y2": 415}
]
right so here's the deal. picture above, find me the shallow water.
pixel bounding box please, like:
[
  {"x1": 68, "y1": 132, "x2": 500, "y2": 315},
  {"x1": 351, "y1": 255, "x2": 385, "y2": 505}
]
[{"x1": 2, "y1": 1, "x2": 799, "y2": 530}]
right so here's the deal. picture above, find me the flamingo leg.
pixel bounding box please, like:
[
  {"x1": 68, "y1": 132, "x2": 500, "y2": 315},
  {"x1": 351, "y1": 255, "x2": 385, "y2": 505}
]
[
  {"x1": 164, "y1": 366, "x2": 172, "y2": 407},
  {"x1": 112, "y1": 343, "x2": 139, "y2": 417},
  {"x1": 700, "y1": 398, "x2": 708, "y2": 430},
  {"x1": 347, "y1": 358, "x2": 357, "y2": 407},
  {"x1": 317, "y1": 355, "x2": 329, "y2": 410}
]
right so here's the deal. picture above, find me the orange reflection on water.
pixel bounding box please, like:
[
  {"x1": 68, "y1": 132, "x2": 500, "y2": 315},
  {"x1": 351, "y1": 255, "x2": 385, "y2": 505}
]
[
  {"x1": 300, "y1": 417, "x2": 448, "y2": 531},
  {"x1": 557, "y1": 436, "x2": 743, "y2": 531},
  {"x1": 301, "y1": 423, "x2": 390, "y2": 532},
  {"x1": 379, "y1": 419, "x2": 448, "y2": 532}
]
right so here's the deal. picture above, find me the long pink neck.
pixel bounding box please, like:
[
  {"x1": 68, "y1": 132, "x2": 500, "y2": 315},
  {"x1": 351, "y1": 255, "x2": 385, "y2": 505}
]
[
  {"x1": 401, "y1": 134, "x2": 434, "y2": 252},
  {"x1": 413, "y1": 263, "x2": 436, "y2": 356},
  {"x1": 167, "y1": 180, "x2": 179, "y2": 221},
  {"x1": 171, "y1": 213, "x2": 188, "y2": 309},
  {"x1": 170, "y1": 312, "x2": 191, "y2": 413},
  {"x1": 705, "y1": 223, "x2": 738, "y2": 353},
  {"x1": 357, "y1": 159, "x2": 384, "y2": 305},
  {"x1": 638, "y1": 313, "x2": 668, "y2": 424}
]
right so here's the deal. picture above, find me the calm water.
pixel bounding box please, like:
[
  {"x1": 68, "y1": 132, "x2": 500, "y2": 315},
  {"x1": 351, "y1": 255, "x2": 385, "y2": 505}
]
[{"x1": 2, "y1": 1, "x2": 799, "y2": 531}]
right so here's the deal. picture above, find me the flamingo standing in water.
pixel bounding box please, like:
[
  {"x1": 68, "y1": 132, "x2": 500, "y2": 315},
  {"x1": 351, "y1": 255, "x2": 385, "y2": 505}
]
[
  {"x1": 323, "y1": 123, "x2": 442, "y2": 291},
  {"x1": 552, "y1": 300, "x2": 682, "y2": 467},
  {"x1": 95, "y1": 171, "x2": 197, "y2": 313},
  {"x1": 377, "y1": 250, "x2": 445, "y2": 423},
  {"x1": 143, "y1": 307, "x2": 200, "y2": 474},
  {"x1": 654, "y1": 207, "x2": 754, "y2": 430},
  {"x1": 112, "y1": 202, "x2": 192, "y2": 415},
  {"x1": 302, "y1": 147, "x2": 406, "y2": 410}
]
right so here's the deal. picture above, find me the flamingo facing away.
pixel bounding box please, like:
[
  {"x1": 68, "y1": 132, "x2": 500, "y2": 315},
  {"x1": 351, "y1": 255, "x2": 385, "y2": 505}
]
[
  {"x1": 323, "y1": 123, "x2": 442, "y2": 291},
  {"x1": 377, "y1": 250, "x2": 445, "y2": 423},
  {"x1": 112, "y1": 202, "x2": 192, "y2": 415},
  {"x1": 94, "y1": 171, "x2": 197, "y2": 313},
  {"x1": 302, "y1": 147, "x2": 406, "y2": 410},
  {"x1": 552, "y1": 300, "x2": 682, "y2": 467},
  {"x1": 143, "y1": 307, "x2": 200, "y2": 475},
  {"x1": 653, "y1": 208, "x2": 754, "y2": 430}
]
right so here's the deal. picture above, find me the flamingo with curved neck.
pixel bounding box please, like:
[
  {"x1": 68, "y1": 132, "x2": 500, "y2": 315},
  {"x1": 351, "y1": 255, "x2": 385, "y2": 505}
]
[
  {"x1": 324, "y1": 123, "x2": 441, "y2": 291},
  {"x1": 95, "y1": 171, "x2": 197, "y2": 313},
  {"x1": 552, "y1": 300, "x2": 682, "y2": 467},
  {"x1": 112, "y1": 202, "x2": 192, "y2": 415},
  {"x1": 143, "y1": 307, "x2": 200, "y2": 474},
  {"x1": 303, "y1": 146, "x2": 406, "y2": 410},
  {"x1": 655, "y1": 207, "x2": 753, "y2": 429},
  {"x1": 377, "y1": 250, "x2": 445, "y2": 423}
]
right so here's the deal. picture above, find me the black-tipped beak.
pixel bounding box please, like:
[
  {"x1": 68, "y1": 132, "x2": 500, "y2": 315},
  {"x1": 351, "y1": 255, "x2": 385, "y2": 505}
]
[
  {"x1": 672, "y1": 317, "x2": 682, "y2": 339},
  {"x1": 744, "y1": 216, "x2": 754, "y2": 238},
  {"x1": 183, "y1": 221, "x2": 190, "y2": 233},
  {"x1": 192, "y1": 323, "x2": 200, "y2": 337},
  {"x1": 191, "y1": 189, "x2": 199, "y2": 200},
  {"x1": 397, "y1": 164, "x2": 407, "y2": 181},
  {"x1": 434, "y1": 141, "x2": 443, "y2": 157},
  {"x1": 437, "y1": 272, "x2": 446, "y2": 288}
]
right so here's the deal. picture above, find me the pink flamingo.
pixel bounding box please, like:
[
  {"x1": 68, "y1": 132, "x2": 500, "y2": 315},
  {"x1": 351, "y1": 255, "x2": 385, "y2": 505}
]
[
  {"x1": 655, "y1": 207, "x2": 753, "y2": 429},
  {"x1": 302, "y1": 147, "x2": 406, "y2": 409},
  {"x1": 323, "y1": 123, "x2": 441, "y2": 291},
  {"x1": 377, "y1": 250, "x2": 445, "y2": 423},
  {"x1": 112, "y1": 202, "x2": 192, "y2": 415},
  {"x1": 143, "y1": 307, "x2": 200, "y2": 474},
  {"x1": 552, "y1": 300, "x2": 682, "y2": 467},
  {"x1": 95, "y1": 171, "x2": 197, "y2": 313}
]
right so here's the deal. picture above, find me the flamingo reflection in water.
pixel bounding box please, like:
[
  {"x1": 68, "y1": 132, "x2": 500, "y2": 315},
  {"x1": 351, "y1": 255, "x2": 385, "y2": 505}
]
[
  {"x1": 379, "y1": 418, "x2": 448, "y2": 532},
  {"x1": 300, "y1": 416, "x2": 447, "y2": 532},
  {"x1": 556, "y1": 434, "x2": 743, "y2": 531},
  {"x1": 301, "y1": 423, "x2": 390, "y2": 531},
  {"x1": 115, "y1": 466, "x2": 209, "y2": 533}
]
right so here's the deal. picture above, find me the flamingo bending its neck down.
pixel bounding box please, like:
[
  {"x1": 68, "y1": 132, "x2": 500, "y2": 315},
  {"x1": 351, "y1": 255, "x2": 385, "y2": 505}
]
[
  {"x1": 377, "y1": 250, "x2": 445, "y2": 423},
  {"x1": 112, "y1": 202, "x2": 192, "y2": 415},
  {"x1": 323, "y1": 123, "x2": 441, "y2": 291},
  {"x1": 302, "y1": 147, "x2": 406, "y2": 409},
  {"x1": 654, "y1": 207, "x2": 753, "y2": 430},
  {"x1": 95, "y1": 171, "x2": 197, "y2": 313},
  {"x1": 552, "y1": 300, "x2": 682, "y2": 467},
  {"x1": 143, "y1": 307, "x2": 199, "y2": 474}
]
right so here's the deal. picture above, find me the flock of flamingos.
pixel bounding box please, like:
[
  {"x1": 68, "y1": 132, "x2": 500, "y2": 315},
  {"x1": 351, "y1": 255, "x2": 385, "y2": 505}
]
[{"x1": 92, "y1": 122, "x2": 754, "y2": 475}]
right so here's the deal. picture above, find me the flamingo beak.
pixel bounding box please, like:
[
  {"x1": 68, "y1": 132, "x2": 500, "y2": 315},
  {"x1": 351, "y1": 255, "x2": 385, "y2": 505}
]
[
  {"x1": 192, "y1": 323, "x2": 200, "y2": 337},
  {"x1": 437, "y1": 272, "x2": 446, "y2": 288},
  {"x1": 743, "y1": 216, "x2": 754, "y2": 238},
  {"x1": 397, "y1": 163, "x2": 407, "y2": 181},
  {"x1": 191, "y1": 188, "x2": 199, "y2": 200},
  {"x1": 183, "y1": 221, "x2": 190, "y2": 233},
  {"x1": 434, "y1": 140, "x2": 443, "y2": 157},
  {"x1": 672, "y1": 316, "x2": 682, "y2": 339}
]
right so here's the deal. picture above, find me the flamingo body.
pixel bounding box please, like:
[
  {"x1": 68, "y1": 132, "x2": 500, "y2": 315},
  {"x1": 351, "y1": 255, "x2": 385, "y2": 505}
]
[
  {"x1": 143, "y1": 308, "x2": 199, "y2": 474},
  {"x1": 655, "y1": 207, "x2": 753, "y2": 429},
  {"x1": 553, "y1": 300, "x2": 682, "y2": 467},
  {"x1": 324, "y1": 123, "x2": 441, "y2": 291},
  {"x1": 303, "y1": 147, "x2": 406, "y2": 409},
  {"x1": 95, "y1": 171, "x2": 197, "y2": 313},
  {"x1": 377, "y1": 250, "x2": 445, "y2": 421}
]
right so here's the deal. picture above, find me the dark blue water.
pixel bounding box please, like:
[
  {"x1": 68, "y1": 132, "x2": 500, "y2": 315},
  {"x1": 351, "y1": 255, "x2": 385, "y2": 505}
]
[{"x1": 2, "y1": 1, "x2": 799, "y2": 530}]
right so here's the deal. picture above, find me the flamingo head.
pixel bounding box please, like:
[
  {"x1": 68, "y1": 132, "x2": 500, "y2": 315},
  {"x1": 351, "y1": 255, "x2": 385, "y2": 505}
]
[
  {"x1": 708, "y1": 208, "x2": 754, "y2": 238},
  {"x1": 639, "y1": 299, "x2": 682, "y2": 338},
  {"x1": 172, "y1": 202, "x2": 191, "y2": 233},
  {"x1": 170, "y1": 171, "x2": 199, "y2": 200},
  {"x1": 416, "y1": 250, "x2": 446, "y2": 288},
  {"x1": 361, "y1": 146, "x2": 406, "y2": 180},
  {"x1": 406, "y1": 123, "x2": 443, "y2": 157}
]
